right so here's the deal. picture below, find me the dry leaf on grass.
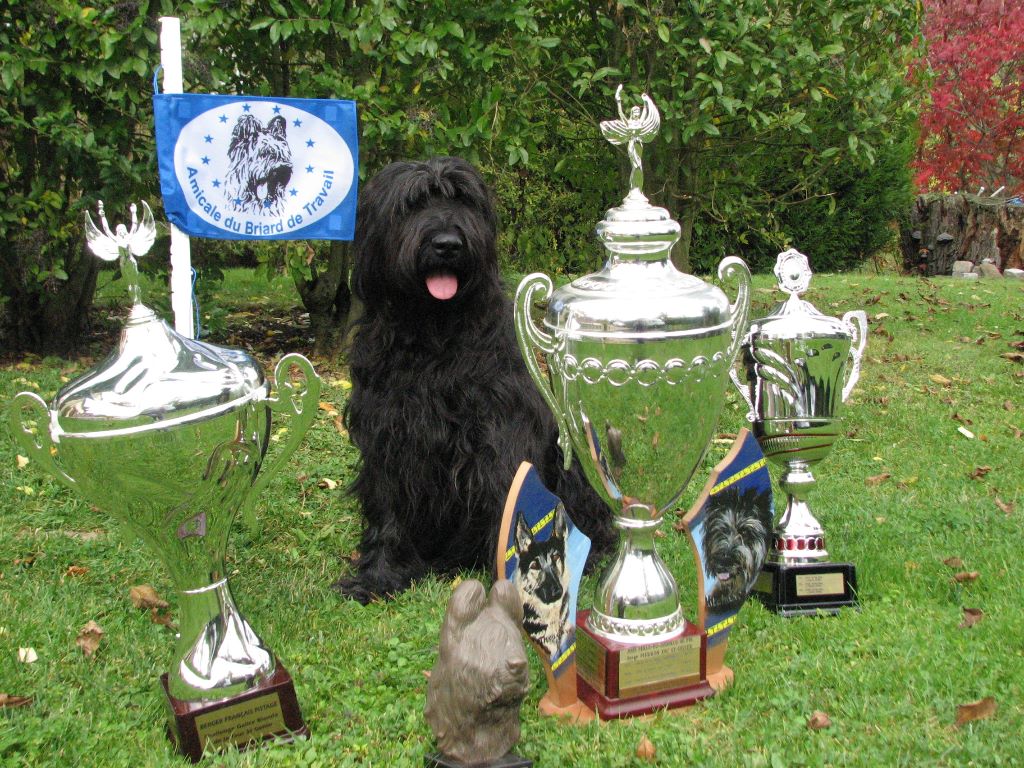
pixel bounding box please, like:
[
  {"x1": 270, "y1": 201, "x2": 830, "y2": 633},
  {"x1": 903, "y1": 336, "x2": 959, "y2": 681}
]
[
  {"x1": 0, "y1": 693, "x2": 33, "y2": 709},
  {"x1": 636, "y1": 735, "x2": 657, "y2": 761},
  {"x1": 952, "y1": 571, "x2": 980, "y2": 584},
  {"x1": 959, "y1": 608, "x2": 984, "y2": 629},
  {"x1": 318, "y1": 478, "x2": 339, "y2": 490},
  {"x1": 969, "y1": 466, "x2": 992, "y2": 480},
  {"x1": 929, "y1": 373, "x2": 953, "y2": 386},
  {"x1": 942, "y1": 556, "x2": 964, "y2": 568},
  {"x1": 1001, "y1": 352, "x2": 1024, "y2": 364},
  {"x1": 129, "y1": 584, "x2": 168, "y2": 610},
  {"x1": 955, "y1": 696, "x2": 997, "y2": 727},
  {"x1": 865, "y1": 472, "x2": 892, "y2": 487},
  {"x1": 149, "y1": 607, "x2": 176, "y2": 630},
  {"x1": 76, "y1": 621, "x2": 104, "y2": 657},
  {"x1": 16, "y1": 455, "x2": 29, "y2": 469},
  {"x1": 17, "y1": 647, "x2": 37, "y2": 664},
  {"x1": 995, "y1": 497, "x2": 1014, "y2": 515},
  {"x1": 807, "y1": 710, "x2": 832, "y2": 730}
]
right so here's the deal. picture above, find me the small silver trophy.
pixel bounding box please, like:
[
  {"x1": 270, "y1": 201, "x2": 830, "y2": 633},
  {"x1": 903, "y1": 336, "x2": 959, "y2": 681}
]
[
  {"x1": 731, "y1": 248, "x2": 867, "y2": 616},
  {"x1": 514, "y1": 86, "x2": 751, "y2": 719},
  {"x1": 9, "y1": 202, "x2": 320, "y2": 759}
]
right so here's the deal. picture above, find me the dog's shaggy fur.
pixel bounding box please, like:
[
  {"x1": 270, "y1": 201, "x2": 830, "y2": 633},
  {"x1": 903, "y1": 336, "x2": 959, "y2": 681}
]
[
  {"x1": 225, "y1": 114, "x2": 293, "y2": 215},
  {"x1": 702, "y1": 484, "x2": 773, "y2": 612},
  {"x1": 334, "y1": 157, "x2": 614, "y2": 604}
]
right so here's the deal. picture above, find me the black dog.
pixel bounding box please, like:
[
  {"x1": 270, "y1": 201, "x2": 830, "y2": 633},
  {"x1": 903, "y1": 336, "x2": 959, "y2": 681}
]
[
  {"x1": 702, "y1": 484, "x2": 773, "y2": 612},
  {"x1": 334, "y1": 157, "x2": 613, "y2": 604}
]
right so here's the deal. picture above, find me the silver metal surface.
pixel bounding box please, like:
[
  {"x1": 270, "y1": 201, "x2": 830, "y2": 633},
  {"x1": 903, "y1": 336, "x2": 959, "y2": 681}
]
[
  {"x1": 9, "y1": 201, "x2": 321, "y2": 702},
  {"x1": 515, "y1": 89, "x2": 751, "y2": 644},
  {"x1": 731, "y1": 249, "x2": 867, "y2": 563}
]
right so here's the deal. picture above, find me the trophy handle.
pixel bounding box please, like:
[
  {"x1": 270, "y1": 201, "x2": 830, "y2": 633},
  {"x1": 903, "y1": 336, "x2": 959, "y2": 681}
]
[
  {"x1": 728, "y1": 368, "x2": 757, "y2": 422},
  {"x1": 841, "y1": 310, "x2": 868, "y2": 402},
  {"x1": 750, "y1": 347, "x2": 806, "y2": 414},
  {"x1": 717, "y1": 256, "x2": 751, "y2": 365},
  {"x1": 515, "y1": 273, "x2": 573, "y2": 471},
  {"x1": 242, "y1": 353, "x2": 322, "y2": 531},
  {"x1": 8, "y1": 392, "x2": 76, "y2": 489}
]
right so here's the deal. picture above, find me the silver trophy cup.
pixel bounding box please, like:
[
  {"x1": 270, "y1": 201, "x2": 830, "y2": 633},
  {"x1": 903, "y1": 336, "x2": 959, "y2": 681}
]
[
  {"x1": 731, "y1": 248, "x2": 866, "y2": 614},
  {"x1": 514, "y1": 87, "x2": 751, "y2": 717},
  {"x1": 9, "y1": 202, "x2": 319, "y2": 756}
]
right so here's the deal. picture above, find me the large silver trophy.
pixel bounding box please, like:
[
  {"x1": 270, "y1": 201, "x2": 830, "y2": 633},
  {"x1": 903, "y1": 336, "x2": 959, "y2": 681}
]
[
  {"x1": 731, "y1": 248, "x2": 867, "y2": 616},
  {"x1": 9, "y1": 202, "x2": 319, "y2": 760},
  {"x1": 514, "y1": 87, "x2": 751, "y2": 719}
]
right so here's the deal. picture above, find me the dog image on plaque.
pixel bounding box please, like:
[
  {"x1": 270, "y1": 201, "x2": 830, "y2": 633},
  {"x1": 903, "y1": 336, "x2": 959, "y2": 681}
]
[
  {"x1": 498, "y1": 462, "x2": 594, "y2": 722},
  {"x1": 678, "y1": 429, "x2": 773, "y2": 690}
]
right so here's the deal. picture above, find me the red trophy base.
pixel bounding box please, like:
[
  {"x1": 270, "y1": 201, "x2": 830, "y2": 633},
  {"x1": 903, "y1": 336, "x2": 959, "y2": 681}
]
[
  {"x1": 573, "y1": 610, "x2": 715, "y2": 720},
  {"x1": 162, "y1": 661, "x2": 309, "y2": 762}
]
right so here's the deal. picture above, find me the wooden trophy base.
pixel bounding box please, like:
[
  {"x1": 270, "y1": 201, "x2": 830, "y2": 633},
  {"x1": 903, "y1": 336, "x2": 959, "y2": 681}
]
[
  {"x1": 574, "y1": 610, "x2": 715, "y2": 720},
  {"x1": 425, "y1": 752, "x2": 533, "y2": 767},
  {"x1": 704, "y1": 642, "x2": 734, "y2": 692},
  {"x1": 162, "y1": 661, "x2": 308, "y2": 762},
  {"x1": 753, "y1": 560, "x2": 858, "y2": 617}
]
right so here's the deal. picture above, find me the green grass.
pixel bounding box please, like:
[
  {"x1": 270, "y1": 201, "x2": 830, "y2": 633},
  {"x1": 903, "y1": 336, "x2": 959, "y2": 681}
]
[{"x1": 2, "y1": 269, "x2": 1022, "y2": 767}]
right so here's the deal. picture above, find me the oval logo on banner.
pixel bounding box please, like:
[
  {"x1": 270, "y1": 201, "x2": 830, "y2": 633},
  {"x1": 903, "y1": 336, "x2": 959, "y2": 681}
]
[{"x1": 172, "y1": 100, "x2": 355, "y2": 237}]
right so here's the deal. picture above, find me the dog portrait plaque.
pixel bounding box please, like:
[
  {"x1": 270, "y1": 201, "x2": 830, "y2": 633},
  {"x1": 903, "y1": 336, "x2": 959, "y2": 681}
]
[
  {"x1": 498, "y1": 462, "x2": 593, "y2": 722},
  {"x1": 679, "y1": 429, "x2": 773, "y2": 690}
]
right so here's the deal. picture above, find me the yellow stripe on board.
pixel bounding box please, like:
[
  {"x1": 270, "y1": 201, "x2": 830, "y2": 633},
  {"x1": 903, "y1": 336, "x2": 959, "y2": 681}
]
[
  {"x1": 532, "y1": 509, "x2": 554, "y2": 535},
  {"x1": 551, "y1": 641, "x2": 575, "y2": 672},
  {"x1": 710, "y1": 458, "x2": 767, "y2": 496},
  {"x1": 706, "y1": 614, "x2": 737, "y2": 637}
]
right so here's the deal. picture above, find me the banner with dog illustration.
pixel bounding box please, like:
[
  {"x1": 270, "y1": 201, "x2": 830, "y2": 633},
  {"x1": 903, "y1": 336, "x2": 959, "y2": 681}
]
[{"x1": 153, "y1": 93, "x2": 358, "y2": 240}]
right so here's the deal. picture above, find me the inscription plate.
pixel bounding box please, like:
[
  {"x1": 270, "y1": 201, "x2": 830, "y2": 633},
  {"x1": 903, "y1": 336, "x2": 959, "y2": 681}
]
[
  {"x1": 194, "y1": 692, "x2": 286, "y2": 749},
  {"x1": 795, "y1": 571, "x2": 845, "y2": 597}
]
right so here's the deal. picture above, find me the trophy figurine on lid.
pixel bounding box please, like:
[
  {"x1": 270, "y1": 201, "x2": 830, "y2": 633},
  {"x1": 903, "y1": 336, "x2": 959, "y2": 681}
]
[{"x1": 514, "y1": 86, "x2": 751, "y2": 719}]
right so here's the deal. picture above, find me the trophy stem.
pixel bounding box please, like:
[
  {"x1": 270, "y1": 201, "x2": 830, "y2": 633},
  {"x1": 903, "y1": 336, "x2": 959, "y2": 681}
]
[
  {"x1": 170, "y1": 576, "x2": 275, "y2": 702},
  {"x1": 772, "y1": 462, "x2": 828, "y2": 563},
  {"x1": 587, "y1": 506, "x2": 685, "y2": 642}
]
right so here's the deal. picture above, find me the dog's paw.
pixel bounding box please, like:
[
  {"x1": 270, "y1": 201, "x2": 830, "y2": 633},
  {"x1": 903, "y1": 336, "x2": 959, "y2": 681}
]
[
  {"x1": 331, "y1": 570, "x2": 412, "y2": 604},
  {"x1": 331, "y1": 576, "x2": 381, "y2": 605}
]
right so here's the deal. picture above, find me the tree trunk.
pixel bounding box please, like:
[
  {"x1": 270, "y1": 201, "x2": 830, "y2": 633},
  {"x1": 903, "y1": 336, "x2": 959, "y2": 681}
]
[
  {"x1": 902, "y1": 193, "x2": 1024, "y2": 275},
  {"x1": 293, "y1": 240, "x2": 353, "y2": 357},
  {"x1": 1, "y1": 238, "x2": 100, "y2": 356}
]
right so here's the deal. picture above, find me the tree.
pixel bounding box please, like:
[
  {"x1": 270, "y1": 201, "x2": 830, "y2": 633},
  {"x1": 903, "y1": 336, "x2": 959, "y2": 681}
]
[
  {"x1": 540, "y1": 0, "x2": 920, "y2": 272},
  {"x1": 913, "y1": 0, "x2": 1024, "y2": 194},
  {"x1": 0, "y1": 1, "x2": 170, "y2": 354}
]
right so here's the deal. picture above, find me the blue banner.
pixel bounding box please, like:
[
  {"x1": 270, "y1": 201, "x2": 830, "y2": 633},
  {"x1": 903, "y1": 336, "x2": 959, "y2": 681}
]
[{"x1": 153, "y1": 93, "x2": 358, "y2": 240}]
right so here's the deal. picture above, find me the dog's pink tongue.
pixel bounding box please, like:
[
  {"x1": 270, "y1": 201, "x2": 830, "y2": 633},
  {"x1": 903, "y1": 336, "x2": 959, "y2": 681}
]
[{"x1": 426, "y1": 272, "x2": 458, "y2": 300}]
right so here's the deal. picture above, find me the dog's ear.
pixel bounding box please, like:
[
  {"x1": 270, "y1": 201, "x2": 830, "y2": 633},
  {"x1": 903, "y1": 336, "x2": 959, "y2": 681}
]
[
  {"x1": 514, "y1": 511, "x2": 533, "y2": 556},
  {"x1": 551, "y1": 504, "x2": 568, "y2": 540},
  {"x1": 267, "y1": 115, "x2": 288, "y2": 140},
  {"x1": 440, "y1": 579, "x2": 486, "y2": 656},
  {"x1": 489, "y1": 579, "x2": 525, "y2": 627}
]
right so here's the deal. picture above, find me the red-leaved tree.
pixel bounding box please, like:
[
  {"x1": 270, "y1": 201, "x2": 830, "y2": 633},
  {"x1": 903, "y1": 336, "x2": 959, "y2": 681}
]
[{"x1": 914, "y1": 0, "x2": 1024, "y2": 194}]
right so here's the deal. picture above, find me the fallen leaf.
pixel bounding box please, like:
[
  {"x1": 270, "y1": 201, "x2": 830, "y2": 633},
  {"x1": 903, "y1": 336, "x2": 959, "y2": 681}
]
[
  {"x1": 1002, "y1": 352, "x2": 1024, "y2": 364},
  {"x1": 955, "y1": 696, "x2": 997, "y2": 727},
  {"x1": 318, "y1": 401, "x2": 339, "y2": 417},
  {"x1": 952, "y1": 571, "x2": 980, "y2": 584},
  {"x1": 129, "y1": 584, "x2": 168, "y2": 610},
  {"x1": 943, "y1": 556, "x2": 964, "y2": 568},
  {"x1": 874, "y1": 312, "x2": 890, "y2": 320},
  {"x1": 16, "y1": 455, "x2": 29, "y2": 469},
  {"x1": 64, "y1": 565, "x2": 89, "y2": 579},
  {"x1": 969, "y1": 466, "x2": 992, "y2": 480},
  {"x1": 865, "y1": 472, "x2": 891, "y2": 487},
  {"x1": 636, "y1": 735, "x2": 657, "y2": 761},
  {"x1": 318, "y1": 478, "x2": 339, "y2": 490},
  {"x1": 1004, "y1": 400, "x2": 1016, "y2": 411},
  {"x1": 651, "y1": 432, "x2": 660, "y2": 449},
  {"x1": 959, "y1": 607, "x2": 984, "y2": 628},
  {"x1": 995, "y1": 497, "x2": 1014, "y2": 515},
  {"x1": 807, "y1": 710, "x2": 832, "y2": 730},
  {"x1": 17, "y1": 648, "x2": 37, "y2": 664},
  {"x1": 75, "y1": 621, "x2": 104, "y2": 657},
  {"x1": 0, "y1": 693, "x2": 33, "y2": 709},
  {"x1": 333, "y1": 415, "x2": 347, "y2": 437},
  {"x1": 929, "y1": 373, "x2": 952, "y2": 386},
  {"x1": 149, "y1": 607, "x2": 176, "y2": 630},
  {"x1": 951, "y1": 413, "x2": 973, "y2": 425}
]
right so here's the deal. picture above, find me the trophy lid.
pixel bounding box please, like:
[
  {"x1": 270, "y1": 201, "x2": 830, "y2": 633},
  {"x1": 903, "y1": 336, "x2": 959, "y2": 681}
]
[
  {"x1": 746, "y1": 249, "x2": 853, "y2": 341},
  {"x1": 51, "y1": 202, "x2": 266, "y2": 436},
  {"x1": 544, "y1": 87, "x2": 731, "y2": 338}
]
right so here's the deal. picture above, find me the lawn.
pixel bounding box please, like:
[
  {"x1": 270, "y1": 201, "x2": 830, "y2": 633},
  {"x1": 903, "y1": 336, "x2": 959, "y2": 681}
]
[{"x1": 1, "y1": 267, "x2": 1022, "y2": 767}]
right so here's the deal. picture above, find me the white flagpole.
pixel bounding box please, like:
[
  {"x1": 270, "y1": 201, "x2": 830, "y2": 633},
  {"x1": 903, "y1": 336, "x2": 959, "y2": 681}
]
[{"x1": 159, "y1": 16, "x2": 195, "y2": 339}]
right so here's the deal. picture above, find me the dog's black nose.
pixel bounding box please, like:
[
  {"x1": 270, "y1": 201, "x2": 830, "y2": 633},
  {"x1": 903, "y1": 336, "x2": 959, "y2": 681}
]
[{"x1": 430, "y1": 232, "x2": 463, "y2": 258}]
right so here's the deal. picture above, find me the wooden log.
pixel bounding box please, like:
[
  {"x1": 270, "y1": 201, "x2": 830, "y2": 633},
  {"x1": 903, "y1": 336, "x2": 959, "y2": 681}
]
[{"x1": 901, "y1": 193, "x2": 1024, "y2": 276}]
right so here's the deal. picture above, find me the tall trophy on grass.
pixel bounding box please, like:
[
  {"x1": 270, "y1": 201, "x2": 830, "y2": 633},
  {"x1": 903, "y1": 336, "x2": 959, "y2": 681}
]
[
  {"x1": 731, "y1": 249, "x2": 867, "y2": 616},
  {"x1": 514, "y1": 87, "x2": 751, "y2": 719},
  {"x1": 9, "y1": 201, "x2": 320, "y2": 761}
]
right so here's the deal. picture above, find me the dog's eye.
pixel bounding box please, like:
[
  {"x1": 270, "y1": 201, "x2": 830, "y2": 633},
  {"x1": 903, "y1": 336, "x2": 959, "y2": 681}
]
[{"x1": 529, "y1": 561, "x2": 540, "y2": 571}]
